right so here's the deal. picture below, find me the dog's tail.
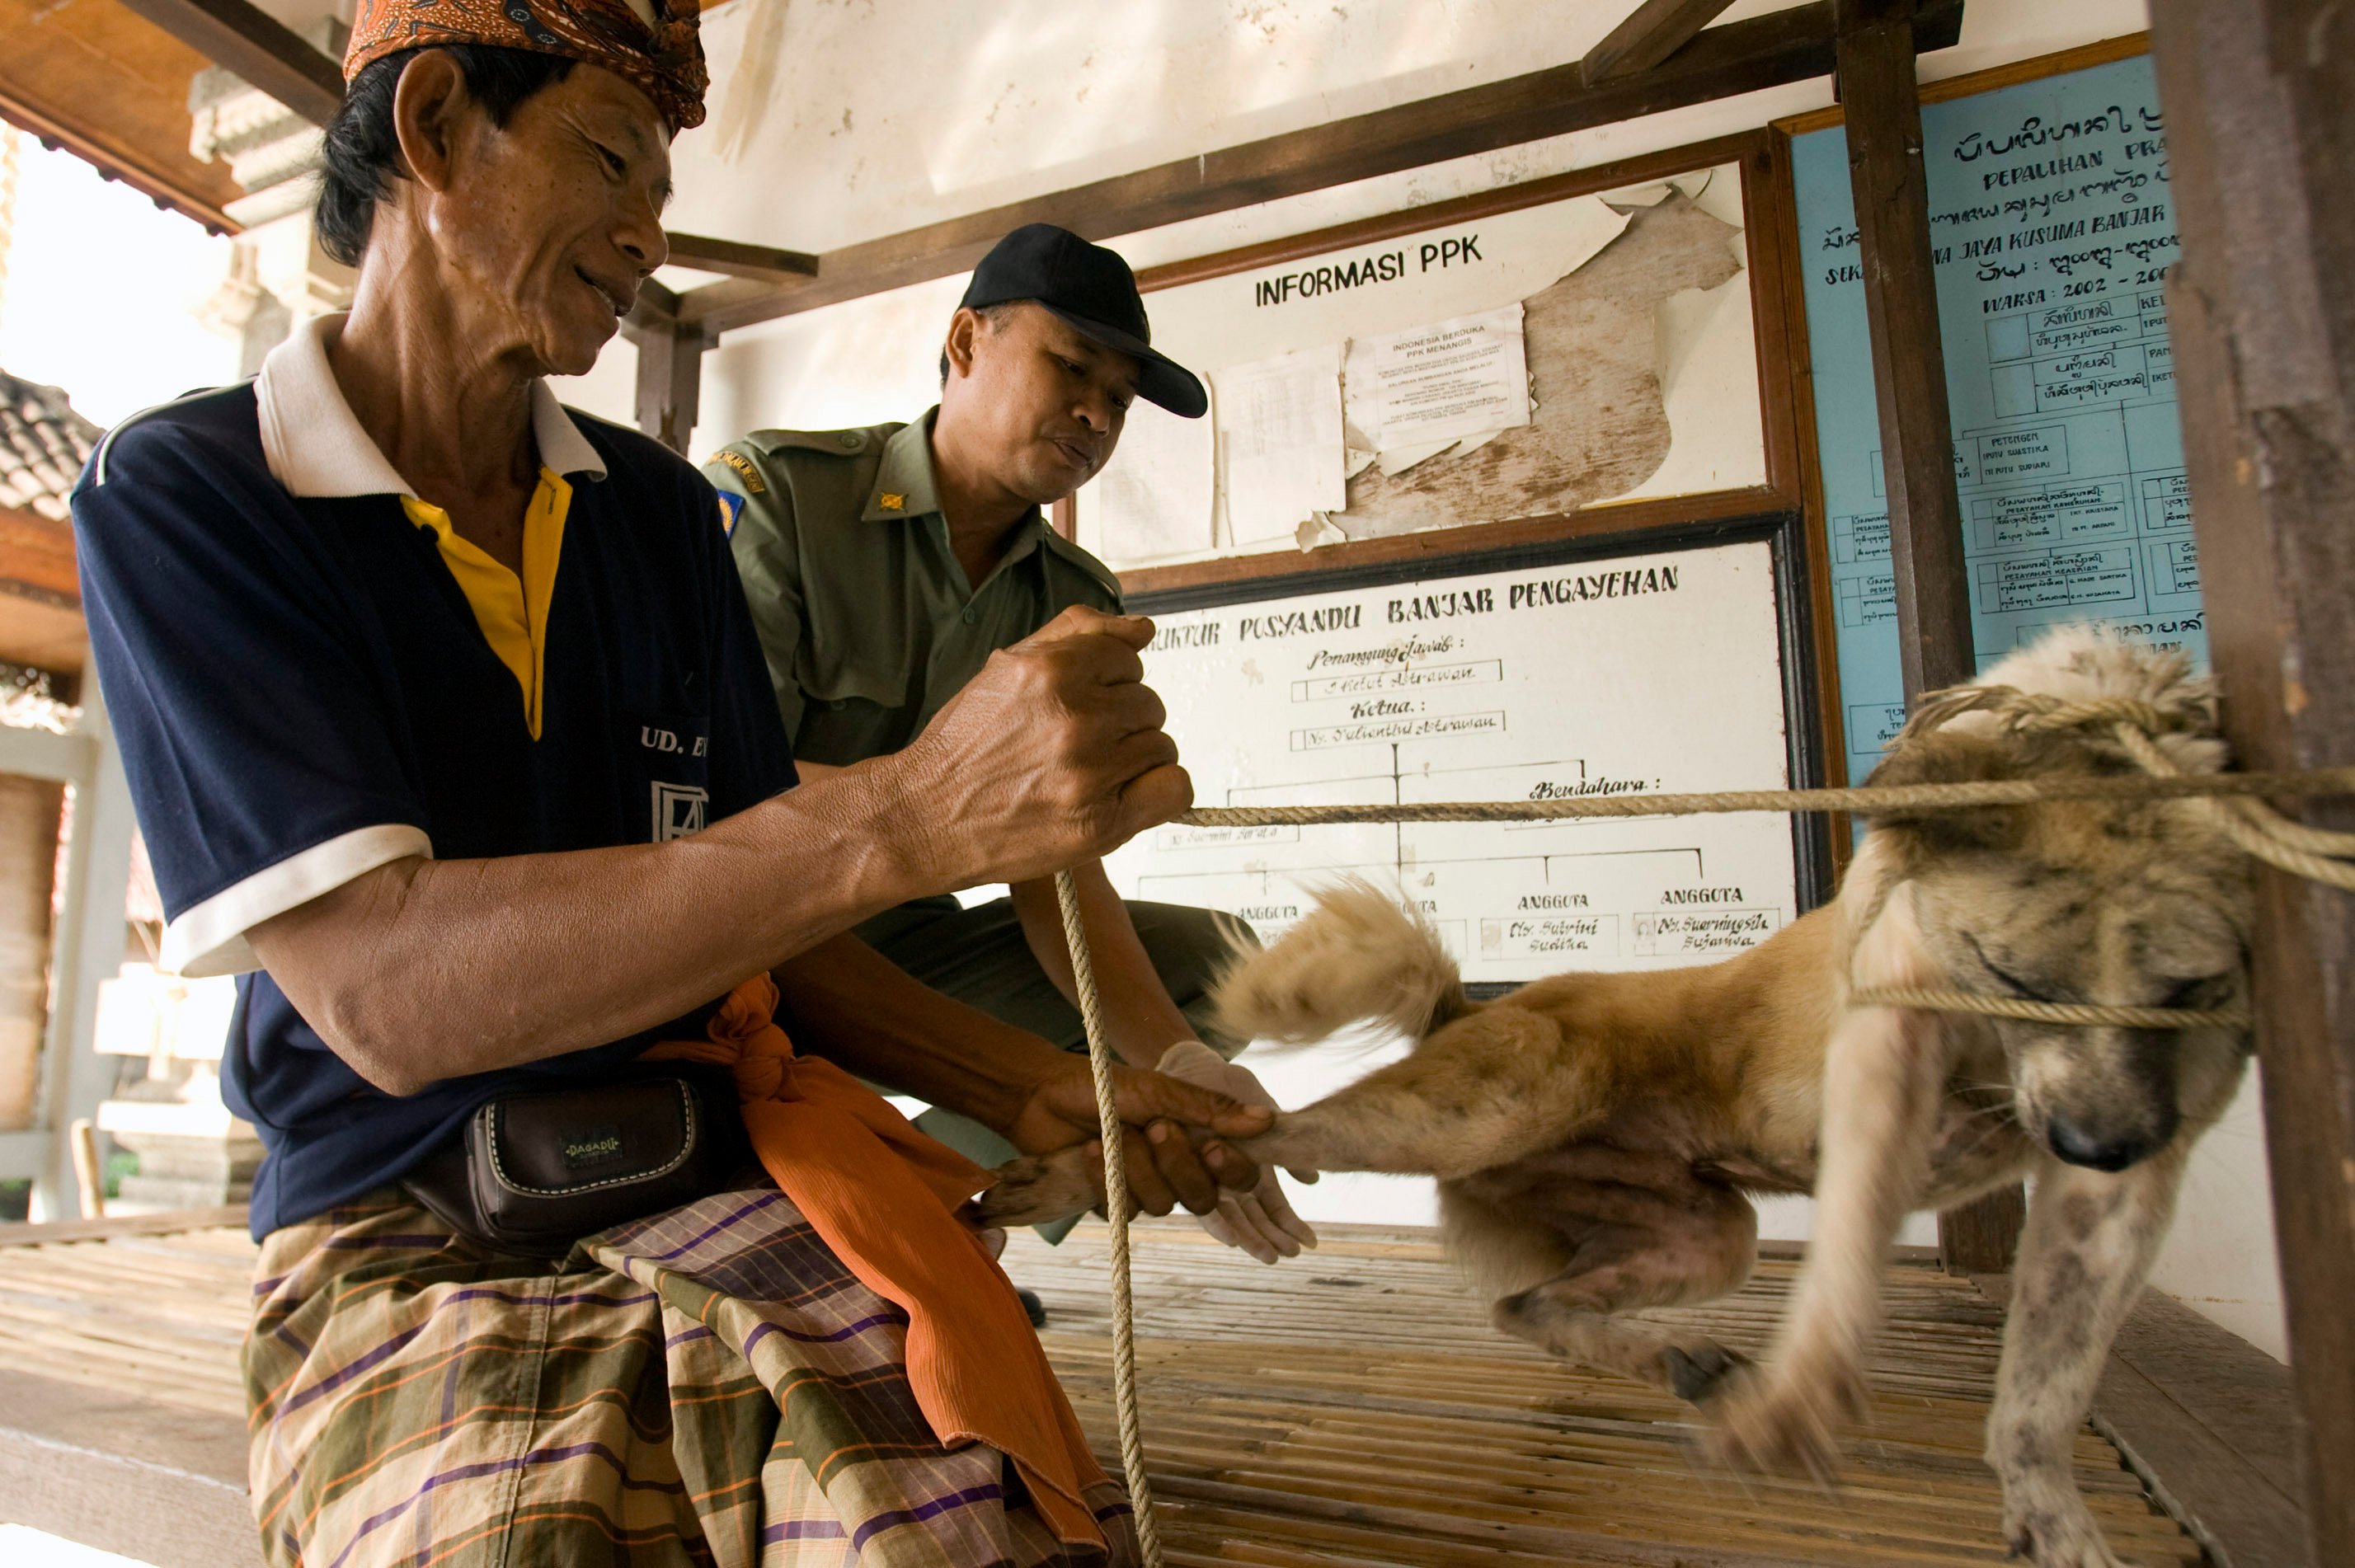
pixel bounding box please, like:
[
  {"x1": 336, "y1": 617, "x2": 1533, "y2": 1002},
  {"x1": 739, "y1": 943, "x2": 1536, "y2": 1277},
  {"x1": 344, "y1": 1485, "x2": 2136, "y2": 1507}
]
[{"x1": 1211, "y1": 877, "x2": 1470, "y2": 1047}]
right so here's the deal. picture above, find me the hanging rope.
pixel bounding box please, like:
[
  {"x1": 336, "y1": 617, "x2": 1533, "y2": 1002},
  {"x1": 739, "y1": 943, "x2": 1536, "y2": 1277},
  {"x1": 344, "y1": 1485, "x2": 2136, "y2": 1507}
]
[
  {"x1": 1053, "y1": 868, "x2": 1164, "y2": 1568},
  {"x1": 1051, "y1": 681, "x2": 2355, "y2": 1556}
]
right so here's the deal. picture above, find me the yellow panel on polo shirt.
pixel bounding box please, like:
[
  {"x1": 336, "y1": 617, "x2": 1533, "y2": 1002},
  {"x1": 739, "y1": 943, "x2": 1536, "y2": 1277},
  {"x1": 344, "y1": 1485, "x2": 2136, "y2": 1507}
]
[{"x1": 402, "y1": 470, "x2": 571, "y2": 739}]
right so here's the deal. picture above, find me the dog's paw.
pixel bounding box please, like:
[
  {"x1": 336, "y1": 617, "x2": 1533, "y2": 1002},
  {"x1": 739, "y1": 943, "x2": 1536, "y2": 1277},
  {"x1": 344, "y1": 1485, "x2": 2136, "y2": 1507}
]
[
  {"x1": 960, "y1": 1147, "x2": 1099, "y2": 1231},
  {"x1": 1663, "y1": 1340, "x2": 1752, "y2": 1408},
  {"x1": 2003, "y1": 1495, "x2": 2126, "y2": 1567},
  {"x1": 1704, "y1": 1358, "x2": 1867, "y2": 1487}
]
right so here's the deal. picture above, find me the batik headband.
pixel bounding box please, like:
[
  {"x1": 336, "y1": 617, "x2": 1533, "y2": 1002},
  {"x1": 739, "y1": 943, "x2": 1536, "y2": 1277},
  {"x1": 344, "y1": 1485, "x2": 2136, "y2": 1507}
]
[{"x1": 344, "y1": 0, "x2": 708, "y2": 130}]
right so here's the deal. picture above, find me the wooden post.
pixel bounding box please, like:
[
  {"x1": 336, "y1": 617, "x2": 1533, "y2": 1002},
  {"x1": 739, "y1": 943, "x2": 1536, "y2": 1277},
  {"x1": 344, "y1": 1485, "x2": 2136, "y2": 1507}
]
[
  {"x1": 630, "y1": 320, "x2": 706, "y2": 457},
  {"x1": 2151, "y1": 3, "x2": 2355, "y2": 1560},
  {"x1": 1834, "y1": 0, "x2": 2024, "y2": 1273},
  {"x1": 0, "y1": 777, "x2": 63, "y2": 1134}
]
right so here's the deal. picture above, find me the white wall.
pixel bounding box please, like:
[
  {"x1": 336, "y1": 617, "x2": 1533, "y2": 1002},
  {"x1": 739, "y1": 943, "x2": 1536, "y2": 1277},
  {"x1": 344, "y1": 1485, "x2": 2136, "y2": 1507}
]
[
  {"x1": 559, "y1": 0, "x2": 2294, "y2": 1360},
  {"x1": 664, "y1": 0, "x2": 2148, "y2": 261},
  {"x1": 570, "y1": 0, "x2": 2162, "y2": 456},
  {"x1": 2145, "y1": 1068, "x2": 2286, "y2": 1359}
]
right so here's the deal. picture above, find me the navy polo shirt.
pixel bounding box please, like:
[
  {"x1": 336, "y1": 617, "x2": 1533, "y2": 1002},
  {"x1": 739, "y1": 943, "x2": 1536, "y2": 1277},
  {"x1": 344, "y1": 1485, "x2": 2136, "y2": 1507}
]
[{"x1": 72, "y1": 315, "x2": 797, "y2": 1237}]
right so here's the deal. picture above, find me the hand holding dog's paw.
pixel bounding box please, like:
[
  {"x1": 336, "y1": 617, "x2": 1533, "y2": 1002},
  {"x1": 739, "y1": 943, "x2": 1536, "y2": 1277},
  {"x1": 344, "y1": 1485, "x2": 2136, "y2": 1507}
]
[
  {"x1": 1157, "y1": 1042, "x2": 1319, "y2": 1263},
  {"x1": 1704, "y1": 1356, "x2": 1868, "y2": 1488}
]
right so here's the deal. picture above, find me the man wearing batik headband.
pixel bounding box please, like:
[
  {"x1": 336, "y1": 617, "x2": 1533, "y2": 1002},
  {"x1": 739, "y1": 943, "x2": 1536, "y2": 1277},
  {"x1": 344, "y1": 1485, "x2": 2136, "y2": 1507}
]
[{"x1": 73, "y1": 13, "x2": 1269, "y2": 1566}]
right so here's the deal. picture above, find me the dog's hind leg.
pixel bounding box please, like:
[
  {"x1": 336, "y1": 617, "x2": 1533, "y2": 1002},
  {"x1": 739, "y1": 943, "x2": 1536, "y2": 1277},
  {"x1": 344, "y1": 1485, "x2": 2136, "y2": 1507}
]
[
  {"x1": 1496, "y1": 1281, "x2": 1755, "y2": 1407},
  {"x1": 1464, "y1": 1155, "x2": 1761, "y2": 1408},
  {"x1": 1988, "y1": 1146, "x2": 2188, "y2": 1568},
  {"x1": 1237, "y1": 1006, "x2": 1602, "y2": 1180}
]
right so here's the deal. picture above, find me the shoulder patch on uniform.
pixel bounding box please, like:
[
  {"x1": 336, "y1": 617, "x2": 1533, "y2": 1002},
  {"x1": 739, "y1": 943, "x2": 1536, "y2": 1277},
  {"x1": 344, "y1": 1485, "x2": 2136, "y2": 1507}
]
[
  {"x1": 714, "y1": 449, "x2": 767, "y2": 493},
  {"x1": 751, "y1": 426, "x2": 881, "y2": 457},
  {"x1": 715, "y1": 491, "x2": 747, "y2": 534}
]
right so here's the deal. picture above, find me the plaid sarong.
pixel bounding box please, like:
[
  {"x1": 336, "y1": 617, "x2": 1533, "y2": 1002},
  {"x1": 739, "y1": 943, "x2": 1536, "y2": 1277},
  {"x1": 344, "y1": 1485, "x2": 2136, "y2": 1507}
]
[{"x1": 244, "y1": 1186, "x2": 1137, "y2": 1566}]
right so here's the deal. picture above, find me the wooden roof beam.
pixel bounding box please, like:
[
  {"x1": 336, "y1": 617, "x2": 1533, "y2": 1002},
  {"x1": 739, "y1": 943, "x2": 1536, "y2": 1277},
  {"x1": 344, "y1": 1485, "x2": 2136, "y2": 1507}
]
[
  {"x1": 663, "y1": 235, "x2": 820, "y2": 284},
  {"x1": 676, "y1": 0, "x2": 1963, "y2": 336},
  {"x1": 109, "y1": 0, "x2": 344, "y2": 127},
  {"x1": 1582, "y1": 0, "x2": 1742, "y2": 85},
  {"x1": 106, "y1": 0, "x2": 808, "y2": 281}
]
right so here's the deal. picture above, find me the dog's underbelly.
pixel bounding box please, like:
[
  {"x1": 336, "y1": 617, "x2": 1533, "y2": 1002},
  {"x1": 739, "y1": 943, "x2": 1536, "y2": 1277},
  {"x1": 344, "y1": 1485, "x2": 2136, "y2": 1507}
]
[
  {"x1": 1455, "y1": 1091, "x2": 2030, "y2": 1218},
  {"x1": 1455, "y1": 1101, "x2": 1816, "y2": 1202}
]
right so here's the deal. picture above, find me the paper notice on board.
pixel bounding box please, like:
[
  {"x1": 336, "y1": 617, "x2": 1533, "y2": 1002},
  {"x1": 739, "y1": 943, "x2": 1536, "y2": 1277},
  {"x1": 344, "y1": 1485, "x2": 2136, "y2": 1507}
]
[
  {"x1": 1081, "y1": 401, "x2": 1214, "y2": 562},
  {"x1": 1343, "y1": 303, "x2": 1531, "y2": 454},
  {"x1": 1215, "y1": 344, "x2": 1346, "y2": 545}
]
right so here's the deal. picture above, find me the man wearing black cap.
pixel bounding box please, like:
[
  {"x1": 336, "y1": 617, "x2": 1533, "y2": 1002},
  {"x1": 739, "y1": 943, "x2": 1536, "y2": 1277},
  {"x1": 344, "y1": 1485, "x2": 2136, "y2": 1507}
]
[{"x1": 706, "y1": 225, "x2": 1316, "y2": 1278}]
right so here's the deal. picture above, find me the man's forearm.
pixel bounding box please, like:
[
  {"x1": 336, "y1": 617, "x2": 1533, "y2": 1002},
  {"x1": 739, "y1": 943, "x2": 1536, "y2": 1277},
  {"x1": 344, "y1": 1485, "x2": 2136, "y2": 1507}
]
[
  {"x1": 251, "y1": 607, "x2": 1193, "y2": 1098},
  {"x1": 770, "y1": 932, "x2": 1063, "y2": 1136},
  {"x1": 253, "y1": 761, "x2": 938, "y2": 1094},
  {"x1": 1009, "y1": 863, "x2": 1197, "y2": 1066}
]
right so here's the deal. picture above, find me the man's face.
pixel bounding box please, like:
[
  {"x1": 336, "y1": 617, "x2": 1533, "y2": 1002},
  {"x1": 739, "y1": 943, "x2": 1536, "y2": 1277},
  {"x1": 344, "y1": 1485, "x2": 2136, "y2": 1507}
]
[
  {"x1": 943, "y1": 303, "x2": 1144, "y2": 505},
  {"x1": 428, "y1": 63, "x2": 673, "y2": 377}
]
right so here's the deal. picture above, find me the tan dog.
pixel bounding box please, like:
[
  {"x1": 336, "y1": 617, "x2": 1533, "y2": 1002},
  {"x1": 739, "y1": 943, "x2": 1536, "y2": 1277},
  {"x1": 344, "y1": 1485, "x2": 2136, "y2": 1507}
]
[{"x1": 974, "y1": 628, "x2": 2254, "y2": 1568}]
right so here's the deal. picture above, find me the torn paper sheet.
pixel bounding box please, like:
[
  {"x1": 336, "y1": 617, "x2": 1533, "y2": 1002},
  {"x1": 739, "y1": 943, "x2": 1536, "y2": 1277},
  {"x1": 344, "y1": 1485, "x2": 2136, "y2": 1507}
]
[
  {"x1": 1336, "y1": 193, "x2": 1747, "y2": 535},
  {"x1": 1342, "y1": 303, "x2": 1531, "y2": 455},
  {"x1": 1545, "y1": 196, "x2": 1633, "y2": 288},
  {"x1": 1613, "y1": 270, "x2": 1763, "y2": 502},
  {"x1": 1295, "y1": 513, "x2": 1347, "y2": 550},
  {"x1": 1375, "y1": 437, "x2": 1460, "y2": 476},
  {"x1": 1079, "y1": 399, "x2": 1215, "y2": 562},
  {"x1": 1683, "y1": 164, "x2": 1746, "y2": 231},
  {"x1": 1215, "y1": 345, "x2": 1346, "y2": 545},
  {"x1": 1599, "y1": 181, "x2": 1674, "y2": 208}
]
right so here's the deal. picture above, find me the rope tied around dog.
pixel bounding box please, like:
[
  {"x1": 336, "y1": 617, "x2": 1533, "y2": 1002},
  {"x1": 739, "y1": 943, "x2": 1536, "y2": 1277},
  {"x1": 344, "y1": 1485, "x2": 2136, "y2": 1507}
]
[
  {"x1": 1843, "y1": 987, "x2": 2251, "y2": 1031},
  {"x1": 1050, "y1": 679, "x2": 2354, "y2": 1556},
  {"x1": 1166, "y1": 764, "x2": 2355, "y2": 827}
]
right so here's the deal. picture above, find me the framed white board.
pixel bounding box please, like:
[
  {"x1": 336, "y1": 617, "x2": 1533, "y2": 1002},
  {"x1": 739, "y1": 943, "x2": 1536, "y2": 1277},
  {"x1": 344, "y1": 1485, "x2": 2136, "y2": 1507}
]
[{"x1": 1106, "y1": 515, "x2": 1832, "y2": 986}]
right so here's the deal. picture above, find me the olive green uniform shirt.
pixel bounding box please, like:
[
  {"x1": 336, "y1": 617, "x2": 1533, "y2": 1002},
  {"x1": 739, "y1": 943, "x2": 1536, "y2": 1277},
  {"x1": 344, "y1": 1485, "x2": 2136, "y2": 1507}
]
[{"x1": 704, "y1": 409, "x2": 1123, "y2": 766}]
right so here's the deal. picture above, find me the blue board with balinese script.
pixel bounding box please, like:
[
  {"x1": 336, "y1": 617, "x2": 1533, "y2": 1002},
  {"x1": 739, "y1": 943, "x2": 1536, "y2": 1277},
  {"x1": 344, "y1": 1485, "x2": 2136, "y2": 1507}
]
[{"x1": 1791, "y1": 52, "x2": 2204, "y2": 788}]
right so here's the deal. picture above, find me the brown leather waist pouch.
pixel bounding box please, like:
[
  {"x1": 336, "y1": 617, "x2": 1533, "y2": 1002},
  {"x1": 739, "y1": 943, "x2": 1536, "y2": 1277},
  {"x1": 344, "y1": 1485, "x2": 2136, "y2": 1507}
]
[{"x1": 402, "y1": 1068, "x2": 744, "y2": 1259}]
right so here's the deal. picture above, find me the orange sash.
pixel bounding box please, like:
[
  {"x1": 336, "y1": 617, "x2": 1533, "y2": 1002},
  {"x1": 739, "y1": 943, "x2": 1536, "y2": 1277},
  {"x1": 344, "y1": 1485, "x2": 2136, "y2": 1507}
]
[{"x1": 646, "y1": 975, "x2": 1111, "y2": 1549}]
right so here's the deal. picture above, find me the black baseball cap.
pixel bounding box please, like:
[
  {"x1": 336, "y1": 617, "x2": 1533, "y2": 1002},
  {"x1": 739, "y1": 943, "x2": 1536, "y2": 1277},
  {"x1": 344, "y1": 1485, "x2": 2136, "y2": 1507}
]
[{"x1": 958, "y1": 224, "x2": 1207, "y2": 419}]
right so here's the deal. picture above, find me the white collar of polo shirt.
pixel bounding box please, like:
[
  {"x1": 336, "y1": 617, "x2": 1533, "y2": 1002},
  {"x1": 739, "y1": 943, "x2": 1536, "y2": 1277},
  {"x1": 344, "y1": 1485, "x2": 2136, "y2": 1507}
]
[{"x1": 255, "y1": 312, "x2": 608, "y2": 499}]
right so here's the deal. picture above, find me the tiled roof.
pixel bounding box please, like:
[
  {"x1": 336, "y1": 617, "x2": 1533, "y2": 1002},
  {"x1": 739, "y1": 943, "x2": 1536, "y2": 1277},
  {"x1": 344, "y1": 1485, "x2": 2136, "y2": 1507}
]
[{"x1": 0, "y1": 372, "x2": 101, "y2": 523}]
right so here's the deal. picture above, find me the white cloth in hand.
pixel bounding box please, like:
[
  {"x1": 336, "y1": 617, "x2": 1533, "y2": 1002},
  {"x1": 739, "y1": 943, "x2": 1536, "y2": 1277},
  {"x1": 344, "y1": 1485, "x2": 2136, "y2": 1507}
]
[{"x1": 1154, "y1": 1040, "x2": 1319, "y2": 1264}]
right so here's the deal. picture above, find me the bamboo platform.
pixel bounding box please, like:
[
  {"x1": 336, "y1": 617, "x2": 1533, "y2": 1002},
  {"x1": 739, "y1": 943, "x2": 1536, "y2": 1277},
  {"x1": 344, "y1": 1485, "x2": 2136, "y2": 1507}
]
[
  {"x1": 0, "y1": 1214, "x2": 2202, "y2": 1566},
  {"x1": 1020, "y1": 1220, "x2": 2200, "y2": 1568}
]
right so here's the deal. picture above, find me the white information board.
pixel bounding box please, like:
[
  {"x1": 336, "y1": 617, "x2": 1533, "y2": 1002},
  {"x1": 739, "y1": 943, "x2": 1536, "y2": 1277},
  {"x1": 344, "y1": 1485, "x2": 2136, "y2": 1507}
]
[
  {"x1": 1106, "y1": 536, "x2": 1801, "y2": 985},
  {"x1": 1076, "y1": 164, "x2": 1768, "y2": 568}
]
